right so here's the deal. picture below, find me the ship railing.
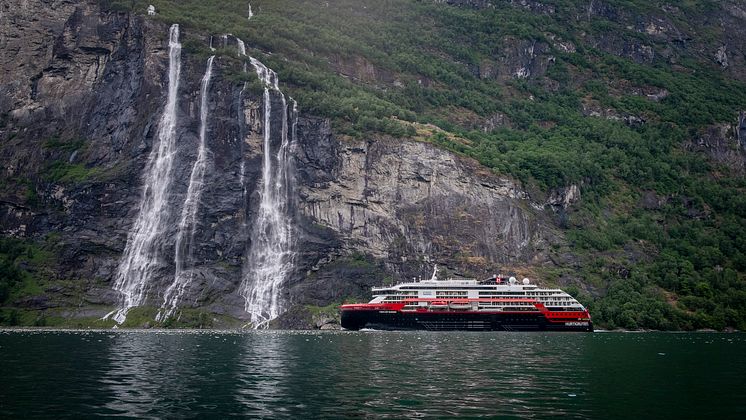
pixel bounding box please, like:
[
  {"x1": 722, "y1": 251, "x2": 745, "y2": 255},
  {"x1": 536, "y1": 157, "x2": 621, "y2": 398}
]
[
  {"x1": 401, "y1": 298, "x2": 540, "y2": 304},
  {"x1": 371, "y1": 278, "x2": 479, "y2": 289},
  {"x1": 399, "y1": 297, "x2": 547, "y2": 312}
]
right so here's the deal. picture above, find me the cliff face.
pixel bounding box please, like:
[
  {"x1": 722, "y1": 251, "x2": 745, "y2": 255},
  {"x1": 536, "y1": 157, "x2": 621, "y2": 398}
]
[
  {"x1": 4, "y1": 0, "x2": 743, "y2": 330},
  {"x1": 0, "y1": 1, "x2": 553, "y2": 327},
  {"x1": 282, "y1": 120, "x2": 557, "y2": 325},
  {"x1": 294, "y1": 124, "x2": 552, "y2": 272},
  {"x1": 0, "y1": 1, "x2": 259, "y2": 322},
  {"x1": 1, "y1": 0, "x2": 165, "y2": 312}
]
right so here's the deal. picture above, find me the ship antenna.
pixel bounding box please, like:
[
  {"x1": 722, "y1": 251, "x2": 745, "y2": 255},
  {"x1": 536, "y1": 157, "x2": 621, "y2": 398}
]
[{"x1": 431, "y1": 265, "x2": 438, "y2": 281}]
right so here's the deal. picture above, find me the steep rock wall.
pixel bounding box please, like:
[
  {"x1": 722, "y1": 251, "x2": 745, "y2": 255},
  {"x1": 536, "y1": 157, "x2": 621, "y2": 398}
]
[
  {"x1": 281, "y1": 118, "x2": 560, "y2": 325},
  {"x1": 0, "y1": 1, "x2": 263, "y2": 321},
  {"x1": 0, "y1": 1, "x2": 559, "y2": 327},
  {"x1": 295, "y1": 122, "x2": 553, "y2": 269}
]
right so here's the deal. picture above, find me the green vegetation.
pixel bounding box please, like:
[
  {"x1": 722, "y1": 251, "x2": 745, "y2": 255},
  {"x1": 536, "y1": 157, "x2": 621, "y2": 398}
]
[
  {"x1": 86, "y1": 0, "x2": 746, "y2": 330},
  {"x1": 0, "y1": 238, "x2": 27, "y2": 304},
  {"x1": 43, "y1": 137, "x2": 85, "y2": 152},
  {"x1": 0, "y1": 237, "x2": 56, "y2": 304},
  {"x1": 43, "y1": 162, "x2": 101, "y2": 183},
  {"x1": 0, "y1": 235, "x2": 236, "y2": 328},
  {"x1": 159, "y1": 308, "x2": 222, "y2": 329},
  {"x1": 0, "y1": 237, "x2": 59, "y2": 327},
  {"x1": 0, "y1": 307, "x2": 116, "y2": 328},
  {"x1": 0, "y1": 236, "x2": 114, "y2": 328},
  {"x1": 306, "y1": 302, "x2": 344, "y2": 318},
  {"x1": 344, "y1": 253, "x2": 377, "y2": 270},
  {"x1": 39, "y1": 135, "x2": 101, "y2": 183}
]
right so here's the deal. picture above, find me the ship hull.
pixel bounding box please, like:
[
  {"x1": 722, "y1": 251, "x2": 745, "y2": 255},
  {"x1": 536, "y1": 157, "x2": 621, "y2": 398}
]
[{"x1": 341, "y1": 310, "x2": 593, "y2": 332}]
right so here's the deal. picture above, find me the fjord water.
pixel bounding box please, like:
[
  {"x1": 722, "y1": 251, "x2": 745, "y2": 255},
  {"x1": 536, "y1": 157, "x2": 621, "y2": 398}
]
[{"x1": 1, "y1": 331, "x2": 744, "y2": 418}]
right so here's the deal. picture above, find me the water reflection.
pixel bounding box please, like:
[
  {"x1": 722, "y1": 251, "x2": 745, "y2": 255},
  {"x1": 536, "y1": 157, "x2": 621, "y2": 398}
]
[
  {"x1": 235, "y1": 332, "x2": 292, "y2": 417},
  {"x1": 361, "y1": 332, "x2": 593, "y2": 418},
  {"x1": 2, "y1": 331, "x2": 744, "y2": 418},
  {"x1": 102, "y1": 331, "x2": 202, "y2": 417}
]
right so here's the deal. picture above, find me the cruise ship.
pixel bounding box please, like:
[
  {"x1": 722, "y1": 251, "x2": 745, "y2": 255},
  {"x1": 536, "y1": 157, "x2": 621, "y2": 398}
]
[{"x1": 340, "y1": 267, "x2": 592, "y2": 332}]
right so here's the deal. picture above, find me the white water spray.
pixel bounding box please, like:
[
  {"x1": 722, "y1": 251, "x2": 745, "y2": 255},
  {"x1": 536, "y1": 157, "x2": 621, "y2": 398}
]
[
  {"x1": 249, "y1": 57, "x2": 279, "y2": 90},
  {"x1": 157, "y1": 55, "x2": 215, "y2": 321},
  {"x1": 106, "y1": 24, "x2": 182, "y2": 324},
  {"x1": 237, "y1": 39, "x2": 248, "y2": 197},
  {"x1": 240, "y1": 57, "x2": 297, "y2": 328},
  {"x1": 248, "y1": 4, "x2": 254, "y2": 20},
  {"x1": 237, "y1": 38, "x2": 246, "y2": 56}
]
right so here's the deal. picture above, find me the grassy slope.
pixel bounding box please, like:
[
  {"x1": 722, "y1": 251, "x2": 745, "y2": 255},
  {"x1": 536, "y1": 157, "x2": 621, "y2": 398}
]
[{"x1": 5, "y1": 0, "x2": 742, "y2": 329}]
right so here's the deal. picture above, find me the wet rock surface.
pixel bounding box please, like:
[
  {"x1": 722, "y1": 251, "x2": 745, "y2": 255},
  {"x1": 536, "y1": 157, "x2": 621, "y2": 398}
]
[
  {"x1": 295, "y1": 133, "x2": 554, "y2": 266},
  {"x1": 0, "y1": 1, "x2": 557, "y2": 328},
  {"x1": 5, "y1": 0, "x2": 744, "y2": 329}
]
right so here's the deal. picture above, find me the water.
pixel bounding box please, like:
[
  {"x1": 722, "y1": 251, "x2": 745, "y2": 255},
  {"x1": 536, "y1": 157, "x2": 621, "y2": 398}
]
[
  {"x1": 109, "y1": 28, "x2": 297, "y2": 324},
  {"x1": 237, "y1": 39, "x2": 248, "y2": 201},
  {"x1": 240, "y1": 58, "x2": 297, "y2": 328},
  {"x1": 236, "y1": 37, "x2": 248, "y2": 200},
  {"x1": 237, "y1": 38, "x2": 247, "y2": 56},
  {"x1": 0, "y1": 331, "x2": 743, "y2": 418},
  {"x1": 108, "y1": 24, "x2": 182, "y2": 324},
  {"x1": 159, "y1": 55, "x2": 215, "y2": 321}
]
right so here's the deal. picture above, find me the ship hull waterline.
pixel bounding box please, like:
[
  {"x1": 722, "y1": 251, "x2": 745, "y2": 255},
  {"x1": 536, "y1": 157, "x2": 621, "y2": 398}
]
[{"x1": 341, "y1": 310, "x2": 593, "y2": 332}]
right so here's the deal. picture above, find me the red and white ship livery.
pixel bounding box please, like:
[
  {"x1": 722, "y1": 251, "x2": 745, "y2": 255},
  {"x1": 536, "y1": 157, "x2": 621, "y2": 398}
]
[{"x1": 341, "y1": 267, "x2": 593, "y2": 332}]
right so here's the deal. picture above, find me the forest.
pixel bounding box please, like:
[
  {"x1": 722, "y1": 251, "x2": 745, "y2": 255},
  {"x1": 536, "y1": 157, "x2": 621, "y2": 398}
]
[{"x1": 2, "y1": 0, "x2": 744, "y2": 329}]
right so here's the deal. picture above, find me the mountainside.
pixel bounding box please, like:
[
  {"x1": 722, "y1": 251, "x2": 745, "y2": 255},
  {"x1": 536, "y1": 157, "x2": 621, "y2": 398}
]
[{"x1": 0, "y1": 0, "x2": 744, "y2": 330}]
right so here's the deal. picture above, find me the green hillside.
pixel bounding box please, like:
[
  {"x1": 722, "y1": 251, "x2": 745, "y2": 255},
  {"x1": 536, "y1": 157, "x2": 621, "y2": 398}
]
[{"x1": 36, "y1": 0, "x2": 742, "y2": 329}]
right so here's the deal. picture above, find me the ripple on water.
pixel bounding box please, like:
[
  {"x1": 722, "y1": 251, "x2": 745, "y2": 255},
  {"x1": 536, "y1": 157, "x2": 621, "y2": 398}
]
[{"x1": 0, "y1": 330, "x2": 744, "y2": 418}]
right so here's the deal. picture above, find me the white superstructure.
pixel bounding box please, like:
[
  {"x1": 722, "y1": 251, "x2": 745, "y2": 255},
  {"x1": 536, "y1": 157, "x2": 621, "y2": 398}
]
[{"x1": 369, "y1": 273, "x2": 586, "y2": 313}]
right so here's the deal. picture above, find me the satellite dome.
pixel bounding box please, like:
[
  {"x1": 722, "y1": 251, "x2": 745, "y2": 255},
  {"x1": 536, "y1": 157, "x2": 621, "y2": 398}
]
[
  {"x1": 509, "y1": 276, "x2": 517, "y2": 284},
  {"x1": 523, "y1": 278, "x2": 530, "y2": 285}
]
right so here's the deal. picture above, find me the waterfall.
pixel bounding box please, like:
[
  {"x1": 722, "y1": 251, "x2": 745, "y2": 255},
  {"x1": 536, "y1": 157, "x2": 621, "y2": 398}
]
[
  {"x1": 237, "y1": 38, "x2": 246, "y2": 56},
  {"x1": 157, "y1": 55, "x2": 215, "y2": 321},
  {"x1": 240, "y1": 56, "x2": 297, "y2": 328},
  {"x1": 237, "y1": 39, "x2": 247, "y2": 197},
  {"x1": 110, "y1": 29, "x2": 296, "y2": 325},
  {"x1": 106, "y1": 24, "x2": 182, "y2": 324}
]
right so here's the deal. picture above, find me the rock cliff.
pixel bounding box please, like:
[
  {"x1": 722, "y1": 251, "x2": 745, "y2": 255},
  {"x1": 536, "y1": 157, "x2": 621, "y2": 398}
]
[
  {"x1": 0, "y1": 0, "x2": 555, "y2": 328},
  {"x1": 2, "y1": 0, "x2": 744, "y2": 330}
]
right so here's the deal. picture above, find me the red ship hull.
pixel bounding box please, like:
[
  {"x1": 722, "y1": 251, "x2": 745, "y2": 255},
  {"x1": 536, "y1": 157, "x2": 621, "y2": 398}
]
[{"x1": 340, "y1": 301, "x2": 593, "y2": 332}]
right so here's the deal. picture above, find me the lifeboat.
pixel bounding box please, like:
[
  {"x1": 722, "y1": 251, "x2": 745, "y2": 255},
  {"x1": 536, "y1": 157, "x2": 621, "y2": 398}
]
[
  {"x1": 429, "y1": 301, "x2": 448, "y2": 309},
  {"x1": 448, "y1": 301, "x2": 472, "y2": 310}
]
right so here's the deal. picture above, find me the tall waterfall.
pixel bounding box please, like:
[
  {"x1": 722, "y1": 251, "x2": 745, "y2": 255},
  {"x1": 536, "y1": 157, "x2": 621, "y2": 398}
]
[
  {"x1": 158, "y1": 55, "x2": 215, "y2": 321},
  {"x1": 106, "y1": 24, "x2": 182, "y2": 324},
  {"x1": 240, "y1": 56, "x2": 297, "y2": 328},
  {"x1": 237, "y1": 39, "x2": 247, "y2": 197}
]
